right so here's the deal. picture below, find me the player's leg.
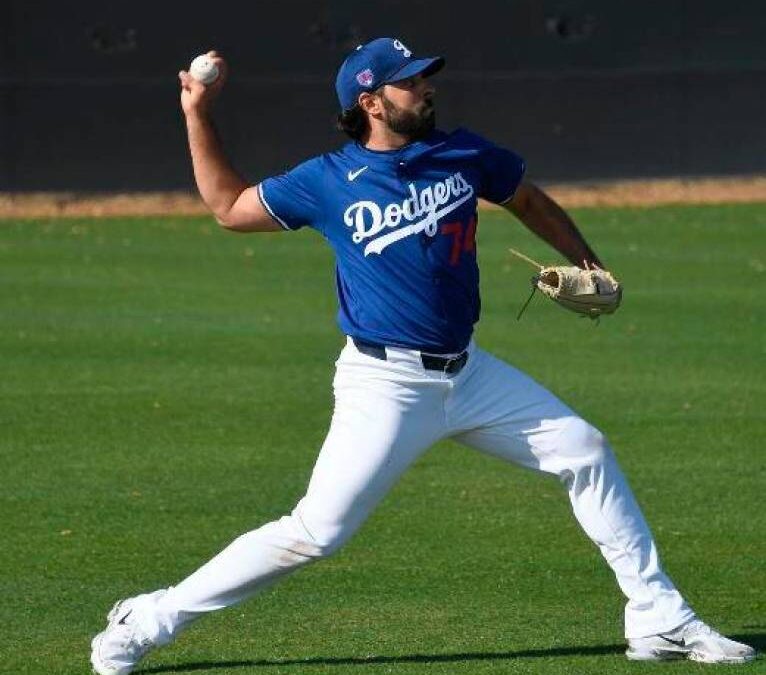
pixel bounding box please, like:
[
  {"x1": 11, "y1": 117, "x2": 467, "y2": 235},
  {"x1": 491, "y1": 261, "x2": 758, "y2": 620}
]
[
  {"x1": 448, "y1": 346, "x2": 694, "y2": 639},
  {"x1": 91, "y1": 340, "x2": 447, "y2": 673}
]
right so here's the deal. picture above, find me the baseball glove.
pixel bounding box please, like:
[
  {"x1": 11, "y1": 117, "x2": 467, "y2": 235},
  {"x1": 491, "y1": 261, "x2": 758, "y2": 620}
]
[{"x1": 510, "y1": 248, "x2": 622, "y2": 319}]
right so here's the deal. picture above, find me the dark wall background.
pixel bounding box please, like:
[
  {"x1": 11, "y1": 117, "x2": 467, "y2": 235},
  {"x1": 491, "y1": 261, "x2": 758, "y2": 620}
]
[{"x1": 2, "y1": 0, "x2": 765, "y2": 190}]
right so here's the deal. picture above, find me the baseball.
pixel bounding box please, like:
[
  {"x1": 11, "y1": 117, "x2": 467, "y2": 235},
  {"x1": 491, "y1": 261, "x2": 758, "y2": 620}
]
[{"x1": 189, "y1": 54, "x2": 219, "y2": 85}]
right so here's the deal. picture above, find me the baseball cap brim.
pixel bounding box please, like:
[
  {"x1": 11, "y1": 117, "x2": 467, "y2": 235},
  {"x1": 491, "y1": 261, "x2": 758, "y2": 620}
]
[{"x1": 383, "y1": 56, "x2": 445, "y2": 85}]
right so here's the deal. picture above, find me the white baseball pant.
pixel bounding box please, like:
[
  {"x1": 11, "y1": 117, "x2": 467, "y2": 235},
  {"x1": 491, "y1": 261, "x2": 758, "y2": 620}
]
[{"x1": 134, "y1": 338, "x2": 694, "y2": 644}]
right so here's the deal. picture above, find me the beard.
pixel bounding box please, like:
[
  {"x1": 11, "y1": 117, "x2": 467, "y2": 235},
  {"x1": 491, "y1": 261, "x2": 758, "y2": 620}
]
[{"x1": 380, "y1": 93, "x2": 435, "y2": 140}]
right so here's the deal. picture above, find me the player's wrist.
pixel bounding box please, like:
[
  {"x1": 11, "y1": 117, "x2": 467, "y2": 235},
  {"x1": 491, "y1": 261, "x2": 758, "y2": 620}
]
[{"x1": 184, "y1": 107, "x2": 213, "y2": 126}]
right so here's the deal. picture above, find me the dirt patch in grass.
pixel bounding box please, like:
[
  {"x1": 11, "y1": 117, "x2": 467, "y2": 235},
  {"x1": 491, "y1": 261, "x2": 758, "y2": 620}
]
[
  {"x1": 2, "y1": 176, "x2": 766, "y2": 218},
  {"x1": 538, "y1": 176, "x2": 766, "y2": 208}
]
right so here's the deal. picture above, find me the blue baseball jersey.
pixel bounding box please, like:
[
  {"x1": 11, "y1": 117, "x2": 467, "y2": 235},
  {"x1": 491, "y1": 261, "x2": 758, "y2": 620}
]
[{"x1": 258, "y1": 128, "x2": 525, "y2": 353}]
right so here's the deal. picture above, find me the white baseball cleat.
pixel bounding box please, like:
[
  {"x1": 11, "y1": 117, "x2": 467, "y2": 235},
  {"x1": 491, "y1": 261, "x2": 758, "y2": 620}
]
[
  {"x1": 90, "y1": 594, "x2": 160, "y2": 675},
  {"x1": 626, "y1": 619, "x2": 757, "y2": 664}
]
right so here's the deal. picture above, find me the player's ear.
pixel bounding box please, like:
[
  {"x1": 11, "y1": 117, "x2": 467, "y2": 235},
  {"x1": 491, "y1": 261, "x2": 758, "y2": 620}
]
[{"x1": 359, "y1": 91, "x2": 382, "y2": 117}]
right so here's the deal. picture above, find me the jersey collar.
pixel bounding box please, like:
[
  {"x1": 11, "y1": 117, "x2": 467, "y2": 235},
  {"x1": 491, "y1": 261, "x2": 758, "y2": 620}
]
[{"x1": 345, "y1": 129, "x2": 449, "y2": 165}]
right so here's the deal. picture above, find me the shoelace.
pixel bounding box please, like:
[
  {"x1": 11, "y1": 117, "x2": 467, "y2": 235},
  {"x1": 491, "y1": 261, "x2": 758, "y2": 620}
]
[
  {"x1": 108, "y1": 604, "x2": 154, "y2": 661},
  {"x1": 679, "y1": 620, "x2": 715, "y2": 640},
  {"x1": 124, "y1": 633, "x2": 153, "y2": 659},
  {"x1": 109, "y1": 624, "x2": 153, "y2": 665}
]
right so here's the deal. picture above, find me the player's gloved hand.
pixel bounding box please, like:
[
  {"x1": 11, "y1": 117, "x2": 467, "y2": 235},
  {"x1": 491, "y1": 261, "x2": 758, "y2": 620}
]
[
  {"x1": 534, "y1": 263, "x2": 622, "y2": 318},
  {"x1": 510, "y1": 248, "x2": 622, "y2": 320},
  {"x1": 178, "y1": 51, "x2": 228, "y2": 117}
]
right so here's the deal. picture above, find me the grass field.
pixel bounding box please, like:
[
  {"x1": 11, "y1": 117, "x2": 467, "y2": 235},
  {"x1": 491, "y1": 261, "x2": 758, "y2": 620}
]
[{"x1": 1, "y1": 204, "x2": 764, "y2": 674}]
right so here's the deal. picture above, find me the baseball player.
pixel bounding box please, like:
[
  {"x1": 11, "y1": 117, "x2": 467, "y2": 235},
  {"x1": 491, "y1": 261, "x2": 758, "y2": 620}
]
[{"x1": 91, "y1": 39, "x2": 756, "y2": 673}]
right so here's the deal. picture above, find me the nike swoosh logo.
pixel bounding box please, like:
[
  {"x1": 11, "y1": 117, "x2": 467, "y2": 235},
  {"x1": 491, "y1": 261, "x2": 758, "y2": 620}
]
[
  {"x1": 347, "y1": 166, "x2": 369, "y2": 181},
  {"x1": 660, "y1": 636, "x2": 686, "y2": 648},
  {"x1": 118, "y1": 609, "x2": 133, "y2": 625}
]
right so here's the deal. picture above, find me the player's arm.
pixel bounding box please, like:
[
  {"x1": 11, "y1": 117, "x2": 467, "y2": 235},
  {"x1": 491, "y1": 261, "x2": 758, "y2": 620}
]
[
  {"x1": 503, "y1": 180, "x2": 602, "y2": 267},
  {"x1": 179, "y1": 52, "x2": 281, "y2": 233}
]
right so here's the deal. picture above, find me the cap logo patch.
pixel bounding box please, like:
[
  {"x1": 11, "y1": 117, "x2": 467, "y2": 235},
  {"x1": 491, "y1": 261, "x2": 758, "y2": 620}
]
[
  {"x1": 356, "y1": 68, "x2": 374, "y2": 87},
  {"x1": 393, "y1": 39, "x2": 412, "y2": 58}
]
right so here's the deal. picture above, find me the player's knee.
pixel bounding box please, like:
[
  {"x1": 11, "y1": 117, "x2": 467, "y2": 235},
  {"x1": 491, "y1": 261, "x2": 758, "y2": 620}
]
[
  {"x1": 271, "y1": 512, "x2": 350, "y2": 564},
  {"x1": 558, "y1": 417, "x2": 610, "y2": 466},
  {"x1": 233, "y1": 516, "x2": 334, "y2": 570},
  {"x1": 294, "y1": 519, "x2": 350, "y2": 558},
  {"x1": 552, "y1": 418, "x2": 614, "y2": 492}
]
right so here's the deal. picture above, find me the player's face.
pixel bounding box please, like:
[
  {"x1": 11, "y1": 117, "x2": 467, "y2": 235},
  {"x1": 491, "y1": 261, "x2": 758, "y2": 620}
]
[{"x1": 378, "y1": 74, "x2": 436, "y2": 139}]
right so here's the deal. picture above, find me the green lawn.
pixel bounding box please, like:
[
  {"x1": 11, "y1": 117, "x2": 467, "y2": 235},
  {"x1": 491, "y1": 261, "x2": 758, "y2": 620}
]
[{"x1": 1, "y1": 204, "x2": 764, "y2": 674}]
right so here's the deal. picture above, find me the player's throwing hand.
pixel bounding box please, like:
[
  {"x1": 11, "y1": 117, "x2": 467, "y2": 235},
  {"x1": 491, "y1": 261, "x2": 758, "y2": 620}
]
[{"x1": 178, "y1": 50, "x2": 227, "y2": 117}]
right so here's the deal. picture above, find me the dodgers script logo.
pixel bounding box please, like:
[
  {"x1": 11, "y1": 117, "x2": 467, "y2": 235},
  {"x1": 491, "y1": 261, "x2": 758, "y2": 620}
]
[{"x1": 343, "y1": 172, "x2": 474, "y2": 256}]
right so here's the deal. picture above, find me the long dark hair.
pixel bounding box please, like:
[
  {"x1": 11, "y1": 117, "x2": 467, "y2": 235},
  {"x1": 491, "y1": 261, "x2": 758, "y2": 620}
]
[{"x1": 336, "y1": 105, "x2": 368, "y2": 141}]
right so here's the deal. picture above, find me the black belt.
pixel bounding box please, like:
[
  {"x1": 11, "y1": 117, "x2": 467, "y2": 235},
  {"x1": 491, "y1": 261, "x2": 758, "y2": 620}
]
[{"x1": 352, "y1": 337, "x2": 469, "y2": 375}]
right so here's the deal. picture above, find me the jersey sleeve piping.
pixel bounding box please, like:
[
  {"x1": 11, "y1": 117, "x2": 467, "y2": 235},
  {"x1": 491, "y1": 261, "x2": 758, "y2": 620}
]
[{"x1": 256, "y1": 182, "x2": 293, "y2": 231}]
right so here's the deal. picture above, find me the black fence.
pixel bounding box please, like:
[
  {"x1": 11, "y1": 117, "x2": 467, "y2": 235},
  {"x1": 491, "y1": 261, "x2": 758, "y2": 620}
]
[{"x1": 2, "y1": 0, "x2": 765, "y2": 190}]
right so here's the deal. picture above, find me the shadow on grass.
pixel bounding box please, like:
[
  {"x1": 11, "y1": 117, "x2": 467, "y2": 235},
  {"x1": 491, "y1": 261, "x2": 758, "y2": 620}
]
[
  {"x1": 733, "y1": 633, "x2": 766, "y2": 651},
  {"x1": 141, "y1": 643, "x2": 626, "y2": 673},
  {"x1": 141, "y1": 633, "x2": 766, "y2": 673}
]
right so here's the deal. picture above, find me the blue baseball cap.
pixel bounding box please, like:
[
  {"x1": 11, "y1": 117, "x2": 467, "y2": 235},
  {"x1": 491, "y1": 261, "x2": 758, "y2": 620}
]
[{"x1": 335, "y1": 37, "x2": 445, "y2": 111}]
